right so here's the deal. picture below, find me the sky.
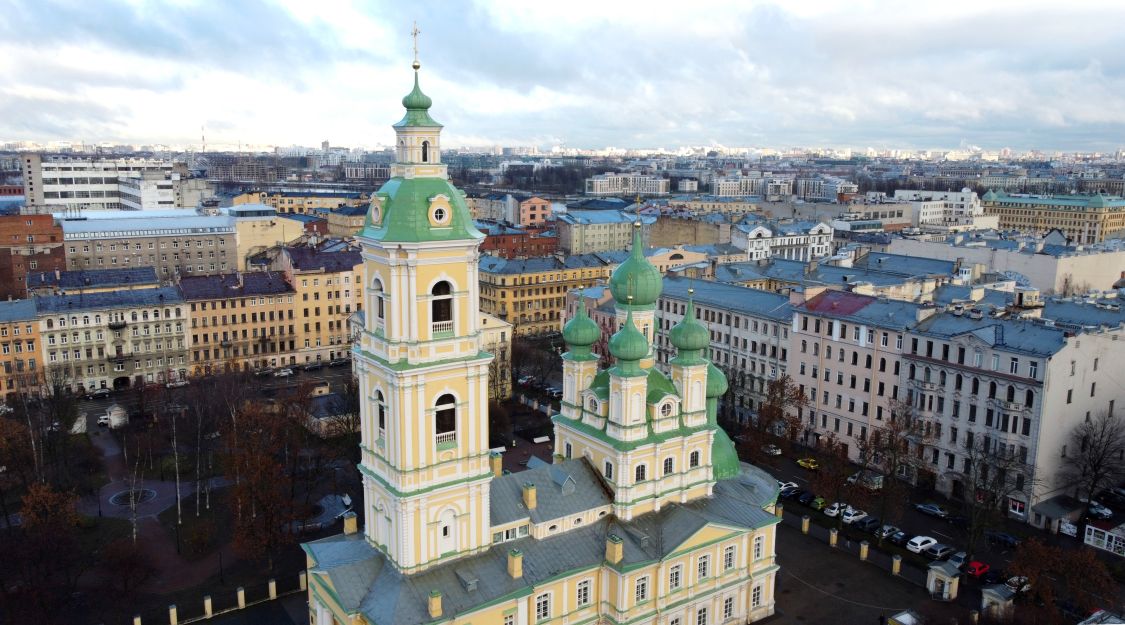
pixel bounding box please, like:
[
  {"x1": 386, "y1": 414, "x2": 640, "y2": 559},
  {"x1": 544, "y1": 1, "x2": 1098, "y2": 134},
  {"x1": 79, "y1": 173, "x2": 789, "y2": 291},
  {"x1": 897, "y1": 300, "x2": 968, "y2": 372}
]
[{"x1": 2, "y1": 0, "x2": 1125, "y2": 152}]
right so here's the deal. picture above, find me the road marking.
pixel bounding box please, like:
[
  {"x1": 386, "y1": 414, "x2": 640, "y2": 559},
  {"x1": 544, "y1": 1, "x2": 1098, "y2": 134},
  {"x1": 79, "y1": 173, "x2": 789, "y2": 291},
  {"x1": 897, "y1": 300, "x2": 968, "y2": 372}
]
[{"x1": 933, "y1": 530, "x2": 954, "y2": 540}]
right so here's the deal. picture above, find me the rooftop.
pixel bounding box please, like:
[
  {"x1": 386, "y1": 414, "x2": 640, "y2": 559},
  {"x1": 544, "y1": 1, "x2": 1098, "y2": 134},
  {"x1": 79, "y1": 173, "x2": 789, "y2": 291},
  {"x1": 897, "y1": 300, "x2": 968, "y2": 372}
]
[
  {"x1": 26, "y1": 267, "x2": 159, "y2": 291},
  {"x1": 36, "y1": 286, "x2": 185, "y2": 313},
  {"x1": 284, "y1": 246, "x2": 362, "y2": 272},
  {"x1": 800, "y1": 290, "x2": 924, "y2": 331},
  {"x1": 178, "y1": 272, "x2": 293, "y2": 300},
  {"x1": 661, "y1": 277, "x2": 794, "y2": 323},
  {"x1": 480, "y1": 251, "x2": 628, "y2": 275},
  {"x1": 0, "y1": 299, "x2": 38, "y2": 323}
]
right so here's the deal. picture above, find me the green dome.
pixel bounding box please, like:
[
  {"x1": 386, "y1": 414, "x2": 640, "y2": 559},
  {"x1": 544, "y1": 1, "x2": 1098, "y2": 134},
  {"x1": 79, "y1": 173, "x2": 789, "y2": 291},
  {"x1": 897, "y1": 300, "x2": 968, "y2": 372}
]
[
  {"x1": 563, "y1": 300, "x2": 600, "y2": 348},
  {"x1": 669, "y1": 297, "x2": 709, "y2": 352},
  {"x1": 609, "y1": 310, "x2": 649, "y2": 364},
  {"x1": 402, "y1": 72, "x2": 433, "y2": 110},
  {"x1": 706, "y1": 362, "x2": 728, "y2": 398},
  {"x1": 394, "y1": 71, "x2": 440, "y2": 128},
  {"x1": 609, "y1": 222, "x2": 662, "y2": 307},
  {"x1": 711, "y1": 427, "x2": 741, "y2": 481}
]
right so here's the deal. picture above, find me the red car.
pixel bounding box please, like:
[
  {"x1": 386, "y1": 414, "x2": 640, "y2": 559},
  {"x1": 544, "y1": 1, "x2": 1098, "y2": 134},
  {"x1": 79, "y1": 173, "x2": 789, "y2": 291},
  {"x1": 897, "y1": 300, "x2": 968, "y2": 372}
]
[{"x1": 965, "y1": 561, "x2": 991, "y2": 578}]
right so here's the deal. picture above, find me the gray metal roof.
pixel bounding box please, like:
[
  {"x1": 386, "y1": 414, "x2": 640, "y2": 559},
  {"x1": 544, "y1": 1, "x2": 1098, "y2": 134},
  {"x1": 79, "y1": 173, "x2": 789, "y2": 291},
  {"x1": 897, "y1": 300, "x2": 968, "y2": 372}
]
[
  {"x1": 661, "y1": 276, "x2": 794, "y2": 323},
  {"x1": 26, "y1": 267, "x2": 158, "y2": 291},
  {"x1": 489, "y1": 458, "x2": 612, "y2": 525},
  {"x1": 60, "y1": 214, "x2": 234, "y2": 238},
  {"x1": 303, "y1": 463, "x2": 779, "y2": 625},
  {"x1": 912, "y1": 313, "x2": 1068, "y2": 357},
  {"x1": 35, "y1": 286, "x2": 184, "y2": 313}
]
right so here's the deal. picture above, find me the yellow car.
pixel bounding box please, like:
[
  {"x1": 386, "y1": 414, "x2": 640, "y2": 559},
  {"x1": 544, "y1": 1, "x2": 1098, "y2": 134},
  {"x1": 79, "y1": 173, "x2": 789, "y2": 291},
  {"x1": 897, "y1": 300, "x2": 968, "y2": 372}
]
[{"x1": 797, "y1": 457, "x2": 819, "y2": 470}]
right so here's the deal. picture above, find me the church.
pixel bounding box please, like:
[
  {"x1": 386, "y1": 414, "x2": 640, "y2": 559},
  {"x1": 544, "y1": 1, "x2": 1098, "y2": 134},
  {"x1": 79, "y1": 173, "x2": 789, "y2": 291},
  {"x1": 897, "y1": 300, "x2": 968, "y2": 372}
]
[{"x1": 302, "y1": 57, "x2": 781, "y2": 625}]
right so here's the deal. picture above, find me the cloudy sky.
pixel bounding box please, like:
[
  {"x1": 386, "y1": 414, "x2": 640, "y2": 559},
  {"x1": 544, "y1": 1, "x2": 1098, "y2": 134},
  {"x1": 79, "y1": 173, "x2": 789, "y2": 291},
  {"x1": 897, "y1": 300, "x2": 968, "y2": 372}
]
[{"x1": 2, "y1": 0, "x2": 1124, "y2": 151}]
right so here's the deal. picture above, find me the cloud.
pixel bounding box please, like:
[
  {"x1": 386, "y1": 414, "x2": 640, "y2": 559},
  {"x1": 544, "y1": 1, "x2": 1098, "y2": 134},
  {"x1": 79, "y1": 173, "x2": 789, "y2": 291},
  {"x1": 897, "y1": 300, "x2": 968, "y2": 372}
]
[{"x1": 1, "y1": 0, "x2": 1124, "y2": 151}]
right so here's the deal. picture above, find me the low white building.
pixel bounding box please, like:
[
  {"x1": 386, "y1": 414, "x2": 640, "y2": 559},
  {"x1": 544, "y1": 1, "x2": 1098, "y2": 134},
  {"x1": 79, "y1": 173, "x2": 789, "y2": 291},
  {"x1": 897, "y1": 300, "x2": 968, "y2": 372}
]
[
  {"x1": 892, "y1": 188, "x2": 989, "y2": 227},
  {"x1": 584, "y1": 172, "x2": 669, "y2": 196},
  {"x1": 711, "y1": 173, "x2": 792, "y2": 200},
  {"x1": 22, "y1": 153, "x2": 177, "y2": 211},
  {"x1": 732, "y1": 219, "x2": 834, "y2": 261}
]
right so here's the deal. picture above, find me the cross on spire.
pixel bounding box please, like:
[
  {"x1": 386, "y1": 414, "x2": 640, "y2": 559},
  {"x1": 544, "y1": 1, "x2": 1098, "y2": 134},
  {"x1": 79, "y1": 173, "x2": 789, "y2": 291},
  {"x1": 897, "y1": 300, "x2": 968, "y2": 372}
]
[{"x1": 411, "y1": 22, "x2": 421, "y2": 70}]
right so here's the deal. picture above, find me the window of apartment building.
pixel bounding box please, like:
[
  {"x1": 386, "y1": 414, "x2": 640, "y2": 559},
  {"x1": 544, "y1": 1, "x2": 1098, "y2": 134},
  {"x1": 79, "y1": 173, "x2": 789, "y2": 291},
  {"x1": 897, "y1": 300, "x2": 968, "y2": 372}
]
[
  {"x1": 724, "y1": 597, "x2": 735, "y2": 620},
  {"x1": 723, "y1": 545, "x2": 736, "y2": 570},
  {"x1": 635, "y1": 576, "x2": 649, "y2": 603},
  {"x1": 604, "y1": 461, "x2": 613, "y2": 480},
  {"x1": 535, "y1": 593, "x2": 551, "y2": 622},
  {"x1": 1067, "y1": 389, "x2": 1073, "y2": 404},
  {"x1": 697, "y1": 606, "x2": 709, "y2": 625},
  {"x1": 669, "y1": 564, "x2": 683, "y2": 590},
  {"x1": 697, "y1": 554, "x2": 711, "y2": 580},
  {"x1": 576, "y1": 579, "x2": 591, "y2": 607}
]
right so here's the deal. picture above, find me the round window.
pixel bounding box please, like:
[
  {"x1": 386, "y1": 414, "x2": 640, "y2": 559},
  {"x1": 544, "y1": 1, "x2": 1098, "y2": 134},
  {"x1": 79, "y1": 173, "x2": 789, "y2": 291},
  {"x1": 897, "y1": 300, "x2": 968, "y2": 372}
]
[
  {"x1": 370, "y1": 206, "x2": 381, "y2": 224},
  {"x1": 432, "y1": 206, "x2": 448, "y2": 224},
  {"x1": 660, "y1": 402, "x2": 673, "y2": 417}
]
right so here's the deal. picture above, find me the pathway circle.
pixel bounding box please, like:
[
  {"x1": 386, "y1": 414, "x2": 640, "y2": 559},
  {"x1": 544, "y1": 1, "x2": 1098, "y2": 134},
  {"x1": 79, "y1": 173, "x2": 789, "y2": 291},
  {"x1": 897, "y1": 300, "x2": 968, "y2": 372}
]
[{"x1": 109, "y1": 489, "x2": 157, "y2": 506}]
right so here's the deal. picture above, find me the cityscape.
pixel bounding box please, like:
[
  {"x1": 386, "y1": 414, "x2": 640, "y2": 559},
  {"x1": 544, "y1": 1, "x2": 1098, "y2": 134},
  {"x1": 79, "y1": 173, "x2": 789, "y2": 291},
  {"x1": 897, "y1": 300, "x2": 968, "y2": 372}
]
[{"x1": 2, "y1": 2, "x2": 1125, "y2": 625}]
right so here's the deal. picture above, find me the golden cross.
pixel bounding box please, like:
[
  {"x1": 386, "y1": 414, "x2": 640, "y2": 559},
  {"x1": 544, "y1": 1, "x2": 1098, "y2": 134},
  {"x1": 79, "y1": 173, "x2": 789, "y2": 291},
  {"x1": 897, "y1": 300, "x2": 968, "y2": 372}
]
[{"x1": 411, "y1": 22, "x2": 421, "y2": 65}]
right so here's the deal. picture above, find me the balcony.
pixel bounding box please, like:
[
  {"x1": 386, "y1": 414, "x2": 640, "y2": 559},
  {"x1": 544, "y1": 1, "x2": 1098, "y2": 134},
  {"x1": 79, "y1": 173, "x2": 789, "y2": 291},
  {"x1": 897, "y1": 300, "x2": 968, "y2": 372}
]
[
  {"x1": 106, "y1": 353, "x2": 127, "y2": 362},
  {"x1": 912, "y1": 379, "x2": 941, "y2": 391},
  {"x1": 431, "y1": 320, "x2": 454, "y2": 338},
  {"x1": 1002, "y1": 401, "x2": 1023, "y2": 411},
  {"x1": 435, "y1": 431, "x2": 457, "y2": 449},
  {"x1": 108, "y1": 320, "x2": 127, "y2": 330},
  {"x1": 220, "y1": 340, "x2": 232, "y2": 348}
]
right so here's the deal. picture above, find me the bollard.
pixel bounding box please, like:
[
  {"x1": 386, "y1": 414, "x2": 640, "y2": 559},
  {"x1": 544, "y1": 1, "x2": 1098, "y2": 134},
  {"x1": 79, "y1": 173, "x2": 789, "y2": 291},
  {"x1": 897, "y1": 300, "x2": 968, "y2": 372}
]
[
  {"x1": 970, "y1": 610, "x2": 980, "y2": 624},
  {"x1": 828, "y1": 528, "x2": 838, "y2": 547},
  {"x1": 168, "y1": 604, "x2": 178, "y2": 625},
  {"x1": 299, "y1": 570, "x2": 308, "y2": 591},
  {"x1": 859, "y1": 540, "x2": 869, "y2": 561},
  {"x1": 892, "y1": 555, "x2": 902, "y2": 575},
  {"x1": 269, "y1": 578, "x2": 277, "y2": 600},
  {"x1": 237, "y1": 586, "x2": 246, "y2": 609},
  {"x1": 133, "y1": 616, "x2": 142, "y2": 625},
  {"x1": 801, "y1": 515, "x2": 810, "y2": 534},
  {"x1": 203, "y1": 596, "x2": 213, "y2": 618},
  {"x1": 775, "y1": 503, "x2": 784, "y2": 518}
]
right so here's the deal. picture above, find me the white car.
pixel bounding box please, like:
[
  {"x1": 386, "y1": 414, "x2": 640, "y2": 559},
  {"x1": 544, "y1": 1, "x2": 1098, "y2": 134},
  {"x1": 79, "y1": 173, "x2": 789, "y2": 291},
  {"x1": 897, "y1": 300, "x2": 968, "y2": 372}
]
[
  {"x1": 96, "y1": 415, "x2": 112, "y2": 427},
  {"x1": 841, "y1": 508, "x2": 868, "y2": 524},
  {"x1": 823, "y1": 502, "x2": 852, "y2": 518},
  {"x1": 1088, "y1": 501, "x2": 1114, "y2": 519},
  {"x1": 906, "y1": 535, "x2": 938, "y2": 554},
  {"x1": 273, "y1": 368, "x2": 294, "y2": 377},
  {"x1": 0, "y1": 404, "x2": 12, "y2": 415},
  {"x1": 777, "y1": 481, "x2": 798, "y2": 492},
  {"x1": 166, "y1": 380, "x2": 189, "y2": 388},
  {"x1": 762, "y1": 444, "x2": 782, "y2": 456}
]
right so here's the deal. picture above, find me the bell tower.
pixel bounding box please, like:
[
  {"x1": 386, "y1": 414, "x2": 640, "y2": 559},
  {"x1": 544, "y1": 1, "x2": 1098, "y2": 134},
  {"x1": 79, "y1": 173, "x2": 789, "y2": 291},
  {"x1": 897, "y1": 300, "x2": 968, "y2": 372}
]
[{"x1": 353, "y1": 49, "x2": 492, "y2": 574}]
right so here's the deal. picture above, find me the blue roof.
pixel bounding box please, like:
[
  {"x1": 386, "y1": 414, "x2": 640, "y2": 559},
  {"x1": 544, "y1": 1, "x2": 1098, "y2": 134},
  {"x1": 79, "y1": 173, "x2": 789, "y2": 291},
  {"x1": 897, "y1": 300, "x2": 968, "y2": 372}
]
[
  {"x1": 913, "y1": 313, "x2": 1068, "y2": 357},
  {"x1": 61, "y1": 214, "x2": 234, "y2": 237},
  {"x1": 334, "y1": 205, "x2": 368, "y2": 217},
  {"x1": 1041, "y1": 299, "x2": 1125, "y2": 330},
  {"x1": 0, "y1": 299, "x2": 37, "y2": 322},
  {"x1": 851, "y1": 252, "x2": 955, "y2": 277},
  {"x1": 480, "y1": 251, "x2": 625, "y2": 275},
  {"x1": 661, "y1": 277, "x2": 794, "y2": 323},
  {"x1": 556, "y1": 210, "x2": 652, "y2": 226},
  {"x1": 36, "y1": 286, "x2": 184, "y2": 313},
  {"x1": 279, "y1": 213, "x2": 325, "y2": 224},
  {"x1": 178, "y1": 272, "x2": 293, "y2": 300},
  {"x1": 285, "y1": 246, "x2": 361, "y2": 272},
  {"x1": 27, "y1": 267, "x2": 158, "y2": 290}
]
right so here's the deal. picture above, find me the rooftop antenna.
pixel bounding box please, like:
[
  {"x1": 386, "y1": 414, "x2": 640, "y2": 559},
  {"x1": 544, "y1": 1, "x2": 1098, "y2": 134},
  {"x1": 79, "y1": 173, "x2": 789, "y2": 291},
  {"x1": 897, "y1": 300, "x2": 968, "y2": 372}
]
[{"x1": 201, "y1": 125, "x2": 206, "y2": 154}]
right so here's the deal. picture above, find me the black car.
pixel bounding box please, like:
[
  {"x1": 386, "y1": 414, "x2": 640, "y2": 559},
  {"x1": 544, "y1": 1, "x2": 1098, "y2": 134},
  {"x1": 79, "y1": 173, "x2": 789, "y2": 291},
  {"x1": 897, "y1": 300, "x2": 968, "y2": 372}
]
[
  {"x1": 328, "y1": 358, "x2": 351, "y2": 367},
  {"x1": 779, "y1": 486, "x2": 800, "y2": 500},
  {"x1": 796, "y1": 490, "x2": 816, "y2": 506},
  {"x1": 889, "y1": 531, "x2": 911, "y2": 547},
  {"x1": 854, "y1": 517, "x2": 882, "y2": 533},
  {"x1": 985, "y1": 530, "x2": 1021, "y2": 549},
  {"x1": 303, "y1": 362, "x2": 324, "y2": 371}
]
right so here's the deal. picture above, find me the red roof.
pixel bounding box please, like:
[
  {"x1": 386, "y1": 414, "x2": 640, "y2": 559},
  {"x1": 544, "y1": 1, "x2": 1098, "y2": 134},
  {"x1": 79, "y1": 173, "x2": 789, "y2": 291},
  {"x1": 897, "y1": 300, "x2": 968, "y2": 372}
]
[{"x1": 801, "y1": 290, "x2": 875, "y2": 317}]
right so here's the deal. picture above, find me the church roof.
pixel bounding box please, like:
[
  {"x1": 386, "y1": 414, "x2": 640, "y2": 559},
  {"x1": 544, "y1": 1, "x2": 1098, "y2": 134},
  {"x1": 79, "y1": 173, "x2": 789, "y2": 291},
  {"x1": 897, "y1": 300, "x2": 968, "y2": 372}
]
[
  {"x1": 303, "y1": 463, "x2": 779, "y2": 625},
  {"x1": 361, "y1": 177, "x2": 483, "y2": 244},
  {"x1": 489, "y1": 458, "x2": 612, "y2": 526}
]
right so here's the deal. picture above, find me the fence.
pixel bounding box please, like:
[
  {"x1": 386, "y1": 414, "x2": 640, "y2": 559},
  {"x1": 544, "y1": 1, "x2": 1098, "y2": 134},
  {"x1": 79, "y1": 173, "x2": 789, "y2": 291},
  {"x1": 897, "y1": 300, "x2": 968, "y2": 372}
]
[{"x1": 128, "y1": 570, "x2": 307, "y2": 625}]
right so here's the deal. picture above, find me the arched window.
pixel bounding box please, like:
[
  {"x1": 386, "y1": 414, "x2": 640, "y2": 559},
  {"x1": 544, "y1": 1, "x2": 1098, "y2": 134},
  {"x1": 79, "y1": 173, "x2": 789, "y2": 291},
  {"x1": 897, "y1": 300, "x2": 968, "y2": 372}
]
[
  {"x1": 801, "y1": 340, "x2": 807, "y2": 353},
  {"x1": 972, "y1": 377, "x2": 980, "y2": 395},
  {"x1": 989, "y1": 381, "x2": 997, "y2": 399},
  {"x1": 879, "y1": 358, "x2": 886, "y2": 372},
  {"x1": 939, "y1": 371, "x2": 947, "y2": 386},
  {"x1": 689, "y1": 450, "x2": 701, "y2": 468},
  {"x1": 431, "y1": 281, "x2": 453, "y2": 334},
  {"x1": 955, "y1": 374, "x2": 963, "y2": 391},
  {"x1": 376, "y1": 390, "x2": 386, "y2": 436},
  {"x1": 1006, "y1": 385, "x2": 1016, "y2": 402},
  {"x1": 421, "y1": 140, "x2": 430, "y2": 162},
  {"x1": 1025, "y1": 389, "x2": 1035, "y2": 409},
  {"x1": 924, "y1": 367, "x2": 931, "y2": 382},
  {"x1": 851, "y1": 351, "x2": 858, "y2": 366},
  {"x1": 587, "y1": 397, "x2": 598, "y2": 413},
  {"x1": 865, "y1": 354, "x2": 872, "y2": 369},
  {"x1": 372, "y1": 279, "x2": 385, "y2": 321},
  {"x1": 663, "y1": 457, "x2": 674, "y2": 475},
  {"x1": 826, "y1": 346, "x2": 832, "y2": 359},
  {"x1": 635, "y1": 464, "x2": 647, "y2": 482},
  {"x1": 435, "y1": 393, "x2": 456, "y2": 442},
  {"x1": 909, "y1": 364, "x2": 916, "y2": 379}
]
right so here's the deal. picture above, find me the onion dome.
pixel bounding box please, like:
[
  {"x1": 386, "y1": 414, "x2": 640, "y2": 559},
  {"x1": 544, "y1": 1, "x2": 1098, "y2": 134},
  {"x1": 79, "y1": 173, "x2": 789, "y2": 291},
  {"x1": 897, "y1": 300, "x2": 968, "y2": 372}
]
[
  {"x1": 394, "y1": 66, "x2": 440, "y2": 128},
  {"x1": 609, "y1": 221, "x2": 662, "y2": 307},
  {"x1": 705, "y1": 361, "x2": 729, "y2": 398},
  {"x1": 401, "y1": 71, "x2": 433, "y2": 111},
  {"x1": 711, "y1": 427, "x2": 741, "y2": 481},
  {"x1": 563, "y1": 299, "x2": 600, "y2": 359},
  {"x1": 609, "y1": 309, "x2": 648, "y2": 374},
  {"x1": 669, "y1": 293, "x2": 709, "y2": 354}
]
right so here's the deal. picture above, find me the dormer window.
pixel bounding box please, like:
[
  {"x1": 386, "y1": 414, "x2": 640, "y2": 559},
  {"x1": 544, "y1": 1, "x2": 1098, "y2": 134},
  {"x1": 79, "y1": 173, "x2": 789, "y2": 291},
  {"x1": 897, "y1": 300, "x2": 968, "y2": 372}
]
[
  {"x1": 587, "y1": 397, "x2": 599, "y2": 413},
  {"x1": 659, "y1": 401, "x2": 674, "y2": 418}
]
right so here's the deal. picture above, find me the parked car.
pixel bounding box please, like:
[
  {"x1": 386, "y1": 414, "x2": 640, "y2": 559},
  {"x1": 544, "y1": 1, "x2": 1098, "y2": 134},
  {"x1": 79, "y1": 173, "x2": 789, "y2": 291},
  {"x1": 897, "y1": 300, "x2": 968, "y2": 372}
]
[
  {"x1": 914, "y1": 503, "x2": 949, "y2": 518},
  {"x1": 906, "y1": 535, "x2": 938, "y2": 554},
  {"x1": 842, "y1": 508, "x2": 868, "y2": 525},
  {"x1": 96, "y1": 415, "x2": 111, "y2": 427},
  {"x1": 924, "y1": 543, "x2": 954, "y2": 560},
  {"x1": 1006, "y1": 576, "x2": 1031, "y2": 594},
  {"x1": 779, "y1": 486, "x2": 800, "y2": 500},
  {"x1": 86, "y1": 387, "x2": 112, "y2": 400},
  {"x1": 0, "y1": 404, "x2": 13, "y2": 415},
  {"x1": 946, "y1": 515, "x2": 969, "y2": 530},
  {"x1": 328, "y1": 358, "x2": 350, "y2": 367},
  {"x1": 964, "y1": 561, "x2": 991, "y2": 578},
  {"x1": 273, "y1": 368, "x2": 294, "y2": 377},
  {"x1": 166, "y1": 380, "x2": 189, "y2": 388},
  {"x1": 797, "y1": 457, "x2": 819, "y2": 470},
  {"x1": 854, "y1": 517, "x2": 882, "y2": 533},
  {"x1": 1088, "y1": 501, "x2": 1114, "y2": 519},
  {"x1": 875, "y1": 524, "x2": 900, "y2": 539},
  {"x1": 762, "y1": 444, "x2": 782, "y2": 456},
  {"x1": 254, "y1": 368, "x2": 274, "y2": 377},
  {"x1": 823, "y1": 502, "x2": 851, "y2": 518},
  {"x1": 796, "y1": 490, "x2": 816, "y2": 506},
  {"x1": 777, "y1": 481, "x2": 798, "y2": 492},
  {"x1": 948, "y1": 551, "x2": 968, "y2": 570},
  {"x1": 517, "y1": 375, "x2": 534, "y2": 386},
  {"x1": 302, "y1": 362, "x2": 324, "y2": 371},
  {"x1": 985, "y1": 530, "x2": 1021, "y2": 549},
  {"x1": 889, "y1": 531, "x2": 911, "y2": 547},
  {"x1": 546, "y1": 388, "x2": 563, "y2": 400},
  {"x1": 846, "y1": 470, "x2": 884, "y2": 491}
]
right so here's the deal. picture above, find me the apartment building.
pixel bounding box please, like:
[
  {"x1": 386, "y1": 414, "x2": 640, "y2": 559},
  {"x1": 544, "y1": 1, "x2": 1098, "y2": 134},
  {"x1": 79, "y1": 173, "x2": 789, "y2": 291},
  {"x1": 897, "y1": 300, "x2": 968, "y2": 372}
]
[
  {"x1": 0, "y1": 300, "x2": 40, "y2": 401},
  {"x1": 711, "y1": 174, "x2": 792, "y2": 200},
  {"x1": 556, "y1": 210, "x2": 651, "y2": 254},
  {"x1": 475, "y1": 193, "x2": 552, "y2": 227},
  {"x1": 794, "y1": 176, "x2": 858, "y2": 202},
  {"x1": 234, "y1": 190, "x2": 368, "y2": 215},
  {"x1": 21, "y1": 154, "x2": 176, "y2": 211},
  {"x1": 36, "y1": 286, "x2": 189, "y2": 393},
  {"x1": 268, "y1": 244, "x2": 363, "y2": 363},
  {"x1": 61, "y1": 211, "x2": 237, "y2": 278},
  {"x1": 477, "y1": 220, "x2": 558, "y2": 259},
  {"x1": 180, "y1": 272, "x2": 297, "y2": 374},
  {"x1": 982, "y1": 191, "x2": 1125, "y2": 244},
  {"x1": 118, "y1": 171, "x2": 214, "y2": 210},
  {"x1": 26, "y1": 267, "x2": 159, "y2": 296},
  {"x1": 584, "y1": 172, "x2": 669, "y2": 196},
  {"x1": 0, "y1": 213, "x2": 66, "y2": 300},
  {"x1": 664, "y1": 196, "x2": 759, "y2": 215},
  {"x1": 480, "y1": 311, "x2": 513, "y2": 399},
  {"x1": 479, "y1": 252, "x2": 626, "y2": 336},
  {"x1": 655, "y1": 278, "x2": 794, "y2": 423},
  {"x1": 325, "y1": 205, "x2": 367, "y2": 238},
  {"x1": 731, "y1": 219, "x2": 833, "y2": 261}
]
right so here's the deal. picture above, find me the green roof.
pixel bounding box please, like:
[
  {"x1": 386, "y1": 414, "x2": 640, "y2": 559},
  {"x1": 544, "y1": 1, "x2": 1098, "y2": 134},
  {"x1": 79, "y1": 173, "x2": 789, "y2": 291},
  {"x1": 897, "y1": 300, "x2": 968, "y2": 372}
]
[
  {"x1": 609, "y1": 223, "x2": 662, "y2": 307},
  {"x1": 360, "y1": 176, "x2": 482, "y2": 244},
  {"x1": 645, "y1": 367, "x2": 678, "y2": 405},
  {"x1": 706, "y1": 362, "x2": 729, "y2": 398},
  {"x1": 711, "y1": 427, "x2": 741, "y2": 480},
  {"x1": 608, "y1": 310, "x2": 648, "y2": 375},
  {"x1": 394, "y1": 71, "x2": 441, "y2": 128},
  {"x1": 563, "y1": 299, "x2": 600, "y2": 355},
  {"x1": 669, "y1": 297, "x2": 709, "y2": 358}
]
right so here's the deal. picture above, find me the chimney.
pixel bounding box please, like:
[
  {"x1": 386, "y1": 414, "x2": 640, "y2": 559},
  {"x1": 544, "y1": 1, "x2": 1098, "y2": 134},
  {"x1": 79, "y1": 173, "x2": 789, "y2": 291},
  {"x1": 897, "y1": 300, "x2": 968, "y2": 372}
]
[
  {"x1": 521, "y1": 483, "x2": 537, "y2": 510},
  {"x1": 605, "y1": 534, "x2": 623, "y2": 564},
  {"x1": 489, "y1": 451, "x2": 503, "y2": 477},
  {"x1": 428, "y1": 591, "x2": 442, "y2": 619},
  {"x1": 342, "y1": 510, "x2": 358, "y2": 535},
  {"x1": 507, "y1": 549, "x2": 524, "y2": 579},
  {"x1": 54, "y1": 268, "x2": 60, "y2": 281}
]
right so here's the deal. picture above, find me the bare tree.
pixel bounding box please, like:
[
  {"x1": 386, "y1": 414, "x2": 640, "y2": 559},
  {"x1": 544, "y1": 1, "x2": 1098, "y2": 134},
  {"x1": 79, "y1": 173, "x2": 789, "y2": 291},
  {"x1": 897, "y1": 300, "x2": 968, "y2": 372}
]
[
  {"x1": 1061, "y1": 411, "x2": 1125, "y2": 515},
  {"x1": 855, "y1": 399, "x2": 931, "y2": 530}
]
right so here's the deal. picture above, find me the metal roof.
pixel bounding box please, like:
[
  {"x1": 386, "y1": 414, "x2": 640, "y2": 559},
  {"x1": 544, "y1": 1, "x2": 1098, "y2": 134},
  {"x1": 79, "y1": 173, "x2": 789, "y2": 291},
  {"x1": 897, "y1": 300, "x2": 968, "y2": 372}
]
[
  {"x1": 0, "y1": 299, "x2": 38, "y2": 323},
  {"x1": 36, "y1": 286, "x2": 185, "y2": 313},
  {"x1": 661, "y1": 277, "x2": 794, "y2": 323},
  {"x1": 178, "y1": 272, "x2": 293, "y2": 300},
  {"x1": 26, "y1": 267, "x2": 158, "y2": 290}
]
